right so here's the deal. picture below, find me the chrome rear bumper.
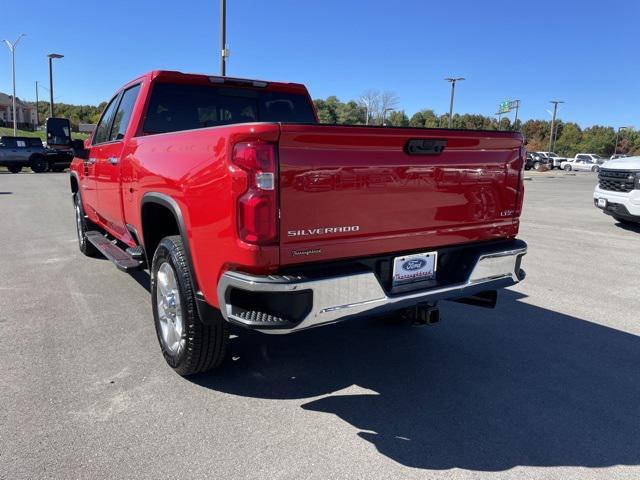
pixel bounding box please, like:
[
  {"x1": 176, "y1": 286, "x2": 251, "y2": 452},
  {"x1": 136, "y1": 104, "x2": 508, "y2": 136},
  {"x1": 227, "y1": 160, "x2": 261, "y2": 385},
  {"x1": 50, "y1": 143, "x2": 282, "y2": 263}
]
[{"x1": 217, "y1": 242, "x2": 526, "y2": 334}]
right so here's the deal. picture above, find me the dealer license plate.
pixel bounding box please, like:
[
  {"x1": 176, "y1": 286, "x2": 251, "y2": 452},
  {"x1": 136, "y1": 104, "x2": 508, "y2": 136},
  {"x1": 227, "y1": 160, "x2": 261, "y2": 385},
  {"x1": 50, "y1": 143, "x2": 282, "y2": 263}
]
[{"x1": 392, "y1": 251, "x2": 437, "y2": 286}]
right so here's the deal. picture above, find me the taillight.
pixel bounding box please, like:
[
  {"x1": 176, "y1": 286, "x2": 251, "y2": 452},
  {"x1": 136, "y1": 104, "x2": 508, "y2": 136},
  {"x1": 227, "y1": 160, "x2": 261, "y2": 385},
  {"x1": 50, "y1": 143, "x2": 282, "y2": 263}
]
[{"x1": 232, "y1": 142, "x2": 278, "y2": 245}]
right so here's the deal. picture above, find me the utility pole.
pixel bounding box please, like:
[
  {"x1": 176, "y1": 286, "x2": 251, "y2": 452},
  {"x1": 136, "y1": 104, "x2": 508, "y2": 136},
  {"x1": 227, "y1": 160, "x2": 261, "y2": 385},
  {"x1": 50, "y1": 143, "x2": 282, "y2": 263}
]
[
  {"x1": 220, "y1": 0, "x2": 228, "y2": 75},
  {"x1": 613, "y1": 126, "x2": 630, "y2": 157},
  {"x1": 445, "y1": 77, "x2": 464, "y2": 128},
  {"x1": 35, "y1": 81, "x2": 39, "y2": 127},
  {"x1": 3, "y1": 34, "x2": 26, "y2": 136},
  {"x1": 548, "y1": 100, "x2": 564, "y2": 152},
  {"x1": 47, "y1": 53, "x2": 64, "y2": 117}
]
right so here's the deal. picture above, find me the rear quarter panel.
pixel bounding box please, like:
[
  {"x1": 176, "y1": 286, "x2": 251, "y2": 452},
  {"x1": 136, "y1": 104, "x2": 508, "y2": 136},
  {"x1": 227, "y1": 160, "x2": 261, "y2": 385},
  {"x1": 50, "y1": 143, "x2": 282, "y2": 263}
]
[{"x1": 123, "y1": 123, "x2": 281, "y2": 307}]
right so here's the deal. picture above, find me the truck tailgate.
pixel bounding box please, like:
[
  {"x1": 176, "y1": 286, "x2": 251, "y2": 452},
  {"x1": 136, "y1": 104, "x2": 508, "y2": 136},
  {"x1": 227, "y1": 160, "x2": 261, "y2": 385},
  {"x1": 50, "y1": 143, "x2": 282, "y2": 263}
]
[{"x1": 278, "y1": 124, "x2": 523, "y2": 265}]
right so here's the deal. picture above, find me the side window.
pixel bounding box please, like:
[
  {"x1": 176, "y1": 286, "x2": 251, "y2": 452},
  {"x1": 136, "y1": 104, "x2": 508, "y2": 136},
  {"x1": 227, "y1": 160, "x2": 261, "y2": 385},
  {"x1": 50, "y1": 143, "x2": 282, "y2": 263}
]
[
  {"x1": 16, "y1": 140, "x2": 27, "y2": 148},
  {"x1": 109, "y1": 84, "x2": 141, "y2": 141},
  {"x1": 92, "y1": 95, "x2": 121, "y2": 145},
  {"x1": 2, "y1": 138, "x2": 17, "y2": 148}
]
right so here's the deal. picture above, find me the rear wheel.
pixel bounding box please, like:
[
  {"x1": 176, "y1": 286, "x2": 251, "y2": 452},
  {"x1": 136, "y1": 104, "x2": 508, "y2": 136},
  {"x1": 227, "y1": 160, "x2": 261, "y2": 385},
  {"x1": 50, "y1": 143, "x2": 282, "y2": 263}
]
[
  {"x1": 74, "y1": 194, "x2": 98, "y2": 257},
  {"x1": 30, "y1": 155, "x2": 48, "y2": 173},
  {"x1": 7, "y1": 165, "x2": 22, "y2": 173},
  {"x1": 151, "y1": 235, "x2": 229, "y2": 376}
]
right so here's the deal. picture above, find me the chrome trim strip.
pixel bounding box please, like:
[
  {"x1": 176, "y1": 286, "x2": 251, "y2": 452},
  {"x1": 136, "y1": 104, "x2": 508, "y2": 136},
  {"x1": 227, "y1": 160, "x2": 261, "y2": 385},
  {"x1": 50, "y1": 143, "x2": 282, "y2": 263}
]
[{"x1": 217, "y1": 245, "x2": 526, "y2": 334}]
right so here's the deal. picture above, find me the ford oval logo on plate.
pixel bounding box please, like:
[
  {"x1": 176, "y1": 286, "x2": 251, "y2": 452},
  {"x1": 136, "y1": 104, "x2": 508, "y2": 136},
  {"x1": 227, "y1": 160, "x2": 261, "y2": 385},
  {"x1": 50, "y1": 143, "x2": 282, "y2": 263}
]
[{"x1": 402, "y1": 259, "x2": 427, "y2": 271}]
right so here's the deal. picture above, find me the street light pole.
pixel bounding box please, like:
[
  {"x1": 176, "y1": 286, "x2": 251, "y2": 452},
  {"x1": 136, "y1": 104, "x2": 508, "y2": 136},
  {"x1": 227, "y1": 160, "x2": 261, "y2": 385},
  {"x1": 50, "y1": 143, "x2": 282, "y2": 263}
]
[
  {"x1": 548, "y1": 100, "x2": 564, "y2": 152},
  {"x1": 3, "y1": 34, "x2": 26, "y2": 136},
  {"x1": 381, "y1": 108, "x2": 394, "y2": 126},
  {"x1": 220, "y1": 0, "x2": 227, "y2": 76},
  {"x1": 445, "y1": 77, "x2": 464, "y2": 128},
  {"x1": 613, "y1": 126, "x2": 630, "y2": 157},
  {"x1": 35, "y1": 81, "x2": 39, "y2": 127},
  {"x1": 47, "y1": 53, "x2": 64, "y2": 117}
]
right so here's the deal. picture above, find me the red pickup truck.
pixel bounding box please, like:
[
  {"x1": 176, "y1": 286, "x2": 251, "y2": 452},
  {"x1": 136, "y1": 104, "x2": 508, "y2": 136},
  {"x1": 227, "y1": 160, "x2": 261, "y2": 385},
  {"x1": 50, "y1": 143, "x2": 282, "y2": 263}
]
[{"x1": 48, "y1": 70, "x2": 527, "y2": 376}]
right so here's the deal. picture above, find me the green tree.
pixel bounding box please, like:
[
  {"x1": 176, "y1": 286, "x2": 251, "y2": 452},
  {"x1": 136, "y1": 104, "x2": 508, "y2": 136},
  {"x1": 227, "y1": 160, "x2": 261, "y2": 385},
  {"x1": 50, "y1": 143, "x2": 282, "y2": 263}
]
[
  {"x1": 337, "y1": 101, "x2": 366, "y2": 124},
  {"x1": 386, "y1": 110, "x2": 409, "y2": 127}
]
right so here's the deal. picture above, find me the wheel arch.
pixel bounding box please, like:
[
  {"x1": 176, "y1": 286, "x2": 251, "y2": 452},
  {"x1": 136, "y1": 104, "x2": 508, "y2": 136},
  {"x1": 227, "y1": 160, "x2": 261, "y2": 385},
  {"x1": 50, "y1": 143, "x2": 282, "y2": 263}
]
[{"x1": 140, "y1": 193, "x2": 199, "y2": 292}]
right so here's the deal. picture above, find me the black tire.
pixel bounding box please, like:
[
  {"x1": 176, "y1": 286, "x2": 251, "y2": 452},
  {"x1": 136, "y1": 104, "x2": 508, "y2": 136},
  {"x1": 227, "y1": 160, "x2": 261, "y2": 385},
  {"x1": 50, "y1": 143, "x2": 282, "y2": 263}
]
[
  {"x1": 7, "y1": 165, "x2": 22, "y2": 173},
  {"x1": 592, "y1": 166, "x2": 600, "y2": 173},
  {"x1": 30, "y1": 155, "x2": 48, "y2": 173},
  {"x1": 533, "y1": 161, "x2": 541, "y2": 170},
  {"x1": 151, "y1": 235, "x2": 229, "y2": 376},
  {"x1": 564, "y1": 164, "x2": 572, "y2": 171},
  {"x1": 74, "y1": 194, "x2": 98, "y2": 257}
]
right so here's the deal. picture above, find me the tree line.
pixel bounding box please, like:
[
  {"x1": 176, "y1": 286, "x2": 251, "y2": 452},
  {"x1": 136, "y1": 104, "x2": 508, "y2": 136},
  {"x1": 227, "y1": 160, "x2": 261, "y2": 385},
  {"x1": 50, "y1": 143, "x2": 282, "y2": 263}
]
[
  {"x1": 313, "y1": 93, "x2": 640, "y2": 158},
  {"x1": 26, "y1": 93, "x2": 639, "y2": 158}
]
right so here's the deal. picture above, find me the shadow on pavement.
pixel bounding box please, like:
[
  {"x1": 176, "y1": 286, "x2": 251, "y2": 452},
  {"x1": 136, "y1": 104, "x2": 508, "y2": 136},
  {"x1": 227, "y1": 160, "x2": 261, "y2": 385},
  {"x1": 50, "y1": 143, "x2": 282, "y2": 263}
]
[
  {"x1": 614, "y1": 221, "x2": 640, "y2": 234},
  {"x1": 191, "y1": 290, "x2": 640, "y2": 472}
]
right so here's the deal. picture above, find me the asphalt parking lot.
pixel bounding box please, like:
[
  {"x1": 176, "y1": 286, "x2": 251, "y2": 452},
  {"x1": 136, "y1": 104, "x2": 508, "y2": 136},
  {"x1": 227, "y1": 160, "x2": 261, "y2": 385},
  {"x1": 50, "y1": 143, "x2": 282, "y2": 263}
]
[{"x1": 1, "y1": 171, "x2": 639, "y2": 480}]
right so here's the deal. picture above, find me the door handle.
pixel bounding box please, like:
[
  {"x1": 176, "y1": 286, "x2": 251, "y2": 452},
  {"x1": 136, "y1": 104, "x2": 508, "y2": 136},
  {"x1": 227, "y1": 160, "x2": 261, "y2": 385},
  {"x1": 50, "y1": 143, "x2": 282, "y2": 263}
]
[{"x1": 108, "y1": 157, "x2": 119, "y2": 165}]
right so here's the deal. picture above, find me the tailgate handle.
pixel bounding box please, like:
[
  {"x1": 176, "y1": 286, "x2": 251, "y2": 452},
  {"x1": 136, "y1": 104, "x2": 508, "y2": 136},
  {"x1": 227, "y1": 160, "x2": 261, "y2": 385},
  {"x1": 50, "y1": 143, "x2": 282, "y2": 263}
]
[{"x1": 404, "y1": 139, "x2": 447, "y2": 155}]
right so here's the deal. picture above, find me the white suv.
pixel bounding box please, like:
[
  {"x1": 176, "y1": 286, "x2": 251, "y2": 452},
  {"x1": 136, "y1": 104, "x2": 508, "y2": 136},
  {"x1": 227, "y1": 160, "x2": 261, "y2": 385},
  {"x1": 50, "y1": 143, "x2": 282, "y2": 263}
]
[{"x1": 593, "y1": 156, "x2": 640, "y2": 224}]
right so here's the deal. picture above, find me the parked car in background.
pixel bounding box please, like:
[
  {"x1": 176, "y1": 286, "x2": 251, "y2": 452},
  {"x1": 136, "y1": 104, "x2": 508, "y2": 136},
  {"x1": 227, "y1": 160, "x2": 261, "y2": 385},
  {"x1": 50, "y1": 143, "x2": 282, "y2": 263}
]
[
  {"x1": 0, "y1": 136, "x2": 73, "y2": 173},
  {"x1": 561, "y1": 154, "x2": 604, "y2": 172},
  {"x1": 526, "y1": 151, "x2": 547, "y2": 170},
  {"x1": 610, "y1": 154, "x2": 631, "y2": 160},
  {"x1": 594, "y1": 156, "x2": 640, "y2": 224},
  {"x1": 537, "y1": 151, "x2": 566, "y2": 169}
]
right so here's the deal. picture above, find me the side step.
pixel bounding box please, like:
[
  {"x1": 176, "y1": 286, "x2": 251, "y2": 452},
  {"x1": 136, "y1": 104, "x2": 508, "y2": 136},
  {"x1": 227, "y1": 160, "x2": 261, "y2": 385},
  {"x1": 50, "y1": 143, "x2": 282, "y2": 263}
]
[{"x1": 85, "y1": 231, "x2": 143, "y2": 272}]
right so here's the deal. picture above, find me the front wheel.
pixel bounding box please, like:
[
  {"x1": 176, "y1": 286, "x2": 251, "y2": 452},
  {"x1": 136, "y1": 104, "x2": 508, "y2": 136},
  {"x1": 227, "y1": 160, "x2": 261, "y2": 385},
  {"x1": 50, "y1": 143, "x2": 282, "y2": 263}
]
[
  {"x1": 151, "y1": 235, "x2": 229, "y2": 376},
  {"x1": 533, "y1": 161, "x2": 541, "y2": 170},
  {"x1": 7, "y1": 165, "x2": 22, "y2": 173},
  {"x1": 564, "y1": 165, "x2": 572, "y2": 171},
  {"x1": 592, "y1": 166, "x2": 600, "y2": 173},
  {"x1": 30, "y1": 155, "x2": 48, "y2": 173}
]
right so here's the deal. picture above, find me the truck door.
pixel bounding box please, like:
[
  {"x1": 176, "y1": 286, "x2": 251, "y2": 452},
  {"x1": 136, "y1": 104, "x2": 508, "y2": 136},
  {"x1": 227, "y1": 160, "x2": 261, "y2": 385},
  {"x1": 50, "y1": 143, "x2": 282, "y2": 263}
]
[
  {"x1": 83, "y1": 95, "x2": 120, "y2": 219},
  {"x1": 95, "y1": 84, "x2": 141, "y2": 238}
]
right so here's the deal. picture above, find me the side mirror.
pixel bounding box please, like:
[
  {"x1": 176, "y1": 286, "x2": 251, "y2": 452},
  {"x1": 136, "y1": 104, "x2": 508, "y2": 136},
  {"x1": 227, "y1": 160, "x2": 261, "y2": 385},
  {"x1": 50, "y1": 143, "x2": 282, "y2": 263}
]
[
  {"x1": 46, "y1": 117, "x2": 72, "y2": 149},
  {"x1": 71, "y1": 139, "x2": 89, "y2": 160}
]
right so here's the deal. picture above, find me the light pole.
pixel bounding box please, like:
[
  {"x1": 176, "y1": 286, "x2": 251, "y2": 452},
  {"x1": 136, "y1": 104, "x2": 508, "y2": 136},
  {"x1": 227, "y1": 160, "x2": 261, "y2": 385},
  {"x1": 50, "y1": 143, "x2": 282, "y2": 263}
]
[
  {"x1": 445, "y1": 77, "x2": 464, "y2": 128},
  {"x1": 35, "y1": 81, "x2": 40, "y2": 127},
  {"x1": 3, "y1": 34, "x2": 26, "y2": 136},
  {"x1": 47, "y1": 53, "x2": 64, "y2": 117},
  {"x1": 220, "y1": 0, "x2": 228, "y2": 75},
  {"x1": 613, "y1": 126, "x2": 631, "y2": 157},
  {"x1": 512, "y1": 100, "x2": 520, "y2": 130},
  {"x1": 548, "y1": 100, "x2": 564, "y2": 152},
  {"x1": 381, "y1": 108, "x2": 394, "y2": 126}
]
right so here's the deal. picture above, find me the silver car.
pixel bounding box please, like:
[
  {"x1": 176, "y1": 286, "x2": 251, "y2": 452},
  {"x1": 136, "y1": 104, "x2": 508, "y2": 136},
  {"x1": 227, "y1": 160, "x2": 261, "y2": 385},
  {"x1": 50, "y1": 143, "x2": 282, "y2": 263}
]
[{"x1": 561, "y1": 154, "x2": 602, "y2": 172}]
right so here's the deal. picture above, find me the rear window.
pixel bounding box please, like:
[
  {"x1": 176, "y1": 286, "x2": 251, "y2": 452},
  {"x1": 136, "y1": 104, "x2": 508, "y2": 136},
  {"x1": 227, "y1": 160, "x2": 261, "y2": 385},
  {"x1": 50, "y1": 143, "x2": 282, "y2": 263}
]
[{"x1": 143, "y1": 83, "x2": 316, "y2": 134}]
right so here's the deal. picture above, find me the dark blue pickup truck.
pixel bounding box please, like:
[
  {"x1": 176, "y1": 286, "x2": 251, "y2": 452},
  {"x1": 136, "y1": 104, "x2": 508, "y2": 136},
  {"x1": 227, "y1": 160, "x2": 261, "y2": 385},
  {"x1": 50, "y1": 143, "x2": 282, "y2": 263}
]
[{"x1": 0, "y1": 136, "x2": 72, "y2": 173}]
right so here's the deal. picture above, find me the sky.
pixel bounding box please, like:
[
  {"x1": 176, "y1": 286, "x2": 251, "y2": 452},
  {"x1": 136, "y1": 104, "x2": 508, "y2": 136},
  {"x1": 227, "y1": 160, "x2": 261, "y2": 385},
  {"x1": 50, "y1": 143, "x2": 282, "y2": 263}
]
[{"x1": 1, "y1": 0, "x2": 638, "y2": 128}]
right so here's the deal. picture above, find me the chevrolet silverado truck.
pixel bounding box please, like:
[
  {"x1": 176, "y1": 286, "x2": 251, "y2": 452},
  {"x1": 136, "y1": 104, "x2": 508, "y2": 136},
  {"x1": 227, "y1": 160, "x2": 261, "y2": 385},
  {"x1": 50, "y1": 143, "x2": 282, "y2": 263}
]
[
  {"x1": 594, "y1": 156, "x2": 640, "y2": 224},
  {"x1": 47, "y1": 70, "x2": 527, "y2": 376}
]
